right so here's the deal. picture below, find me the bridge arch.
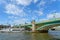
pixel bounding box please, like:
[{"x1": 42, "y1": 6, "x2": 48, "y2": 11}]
[{"x1": 36, "y1": 23, "x2": 60, "y2": 30}]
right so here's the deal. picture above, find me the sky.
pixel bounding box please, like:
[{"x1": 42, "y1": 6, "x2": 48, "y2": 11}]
[{"x1": 0, "y1": 0, "x2": 60, "y2": 25}]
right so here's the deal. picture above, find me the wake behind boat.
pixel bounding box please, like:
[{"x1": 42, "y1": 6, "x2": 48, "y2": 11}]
[{"x1": 48, "y1": 26, "x2": 60, "y2": 39}]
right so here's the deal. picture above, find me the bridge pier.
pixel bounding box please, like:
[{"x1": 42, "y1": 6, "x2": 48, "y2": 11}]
[{"x1": 31, "y1": 20, "x2": 36, "y2": 32}]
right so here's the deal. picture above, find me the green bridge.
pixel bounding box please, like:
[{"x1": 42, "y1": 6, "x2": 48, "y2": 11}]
[{"x1": 21, "y1": 18, "x2": 60, "y2": 32}]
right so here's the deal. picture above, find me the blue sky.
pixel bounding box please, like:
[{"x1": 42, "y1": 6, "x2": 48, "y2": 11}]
[{"x1": 0, "y1": 0, "x2": 60, "y2": 25}]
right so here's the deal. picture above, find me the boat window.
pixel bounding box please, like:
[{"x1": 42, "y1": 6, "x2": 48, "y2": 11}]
[{"x1": 12, "y1": 30, "x2": 20, "y2": 31}]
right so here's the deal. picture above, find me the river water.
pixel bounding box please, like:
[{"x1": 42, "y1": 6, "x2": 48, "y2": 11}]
[{"x1": 0, "y1": 32, "x2": 55, "y2": 40}]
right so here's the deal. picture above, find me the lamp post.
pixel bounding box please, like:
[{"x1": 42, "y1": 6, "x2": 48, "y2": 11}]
[{"x1": 53, "y1": 13, "x2": 56, "y2": 20}]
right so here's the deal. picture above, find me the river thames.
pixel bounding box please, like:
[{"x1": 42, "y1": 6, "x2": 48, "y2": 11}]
[{"x1": 0, "y1": 32, "x2": 55, "y2": 40}]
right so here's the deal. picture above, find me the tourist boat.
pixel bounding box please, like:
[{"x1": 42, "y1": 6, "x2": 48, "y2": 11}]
[
  {"x1": 0, "y1": 28, "x2": 25, "y2": 32},
  {"x1": 48, "y1": 26, "x2": 60, "y2": 39},
  {"x1": 11, "y1": 28, "x2": 25, "y2": 32},
  {"x1": 0, "y1": 28, "x2": 11, "y2": 32}
]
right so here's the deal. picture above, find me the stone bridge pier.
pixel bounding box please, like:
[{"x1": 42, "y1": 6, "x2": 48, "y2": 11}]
[{"x1": 31, "y1": 20, "x2": 36, "y2": 32}]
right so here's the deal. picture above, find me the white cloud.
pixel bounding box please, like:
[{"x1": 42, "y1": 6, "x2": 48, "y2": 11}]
[
  {"x1": 32, "y1": 16, "x2": 37, "y2": 20},
  {"x1": 10, "y1": 0, "x2": 32, "y2": 6},
  {"x1": 34, "y1": 10, "x2": 43, "y2": 16},
  {"x1": 33, "y1": 0, "x2": 38, "y2": 3},
  {"x1": 55, "y1": 13, "x2": 60, "y2": 18},
  {"x1": 38, "y1": 0, "x2": 46, "y2": 6},
  {"x1": 39, "y1": 18, "x2": 49, "y2": 22},
  {"x1": 5, "y1": 4, "x2": 27, "y2": 17},
  {"x1": 47, "y1": 12, "x2": 60, "y2": 19},
  {"x1": 47, "y1": 14, "x2": 54, "y2": 19},
  {"x1": 13, "y1": 18, "x2": 29, "y2": 24},
  {"x1": 8, "y1": 16, "x2": 18, "y2": 19},
  {"x1": 37, "y1": 11, "x2": 43, "y2": 16}
]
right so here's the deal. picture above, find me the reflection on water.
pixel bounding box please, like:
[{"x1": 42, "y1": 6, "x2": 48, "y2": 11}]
[
  {"x1": 0, "y1": 32, "x2": 55, "y2": 40},
  {"x1": 31, "y1": 33, "x2": 51, "y2": 40}
]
